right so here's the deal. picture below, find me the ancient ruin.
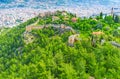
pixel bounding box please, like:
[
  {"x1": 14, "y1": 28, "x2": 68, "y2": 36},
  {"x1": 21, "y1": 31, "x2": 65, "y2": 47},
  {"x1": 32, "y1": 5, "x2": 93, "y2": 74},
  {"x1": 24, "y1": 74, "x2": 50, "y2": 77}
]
[
  {"x1": 68, "y1": 34, "x2": 80, "y2": 47},
  {"x1": 91, "y1": 31, "x2": 104, "y2": 47},
  {"x1": 26, "y1": 26, "x2": 44, "y2": 32}
]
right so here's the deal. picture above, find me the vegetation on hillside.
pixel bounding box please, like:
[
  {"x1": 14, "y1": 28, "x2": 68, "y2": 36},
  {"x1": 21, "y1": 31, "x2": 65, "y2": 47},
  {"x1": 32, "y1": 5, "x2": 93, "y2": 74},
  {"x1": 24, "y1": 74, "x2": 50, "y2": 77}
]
[{"x1": 0, "y1": 11, "x2": 120, "y2": 79}]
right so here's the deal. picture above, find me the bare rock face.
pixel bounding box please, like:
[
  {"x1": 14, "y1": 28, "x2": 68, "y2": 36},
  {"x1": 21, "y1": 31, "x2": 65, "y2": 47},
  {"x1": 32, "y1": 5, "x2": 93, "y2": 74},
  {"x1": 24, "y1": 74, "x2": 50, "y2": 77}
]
[{"x1": 68, "y1": 34, "x2": 79, "y2": 47}]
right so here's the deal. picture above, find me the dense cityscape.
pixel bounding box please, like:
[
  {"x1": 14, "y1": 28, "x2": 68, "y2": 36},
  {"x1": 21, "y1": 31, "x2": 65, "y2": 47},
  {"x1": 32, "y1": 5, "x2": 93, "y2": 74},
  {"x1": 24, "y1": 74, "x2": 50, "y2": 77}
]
[{"x1": 0, "y1": 0, "x2": 120, "y2": 27}]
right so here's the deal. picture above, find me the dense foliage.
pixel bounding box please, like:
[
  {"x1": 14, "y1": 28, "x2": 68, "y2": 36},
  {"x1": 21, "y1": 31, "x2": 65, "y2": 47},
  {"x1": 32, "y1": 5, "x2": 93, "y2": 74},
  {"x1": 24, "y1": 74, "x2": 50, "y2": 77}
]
[{"x1": 0, "y1": 11, "x2": 120, "y2": 79}]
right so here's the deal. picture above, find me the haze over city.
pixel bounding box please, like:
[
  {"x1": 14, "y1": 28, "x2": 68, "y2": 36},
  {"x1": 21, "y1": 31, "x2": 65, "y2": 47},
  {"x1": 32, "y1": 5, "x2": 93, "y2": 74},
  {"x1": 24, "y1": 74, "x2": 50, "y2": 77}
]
[{"x1": 0, "y1": 0, "x2": 120, "y2": 27}]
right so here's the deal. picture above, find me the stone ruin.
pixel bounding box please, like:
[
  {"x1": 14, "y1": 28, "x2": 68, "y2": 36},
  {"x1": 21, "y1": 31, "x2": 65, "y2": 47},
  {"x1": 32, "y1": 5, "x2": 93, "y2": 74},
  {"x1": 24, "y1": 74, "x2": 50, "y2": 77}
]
[
  {"x1": 26, "y1": 25, "x2": 44, "y2": 32},
  {"x1": 25, "y1": 24, "x2": 75, "y2": 34},
  {"x1": 111, "y1": 41, "x2": 120, "y2": 48},
  {"x1": 39, "y1": 11, "x2": 58, "y2": 18},
  {"x1": 23, "y1": 32, "x2": 35, "y2": 44},
  {"x1": 68, "y1": 34, "x2": 80, "y2": 47},
  {"x1": 91, "y1": 31, "x2": 105, "y2": 47},
  {"x1": 51, "y1": 24, "x2": 75, "y2": 34}
]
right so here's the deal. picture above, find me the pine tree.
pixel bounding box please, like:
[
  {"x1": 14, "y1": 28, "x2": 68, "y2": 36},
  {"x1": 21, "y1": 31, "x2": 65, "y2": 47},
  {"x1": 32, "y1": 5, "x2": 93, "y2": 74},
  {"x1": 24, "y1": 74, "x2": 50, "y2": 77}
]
[
  {"x1": 100, "y1": 12, "x2": 103, "y2": 19},
  {"x1": 114, "y1": 15, "x2": 120, "y2": 23}
]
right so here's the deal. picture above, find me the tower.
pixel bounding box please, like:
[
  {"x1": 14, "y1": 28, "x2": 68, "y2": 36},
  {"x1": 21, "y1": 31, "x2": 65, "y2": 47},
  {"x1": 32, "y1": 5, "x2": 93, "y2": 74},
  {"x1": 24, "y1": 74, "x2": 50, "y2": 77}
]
[{"x1": 111, "y1": 7, "x2": 114, "y2": 16}]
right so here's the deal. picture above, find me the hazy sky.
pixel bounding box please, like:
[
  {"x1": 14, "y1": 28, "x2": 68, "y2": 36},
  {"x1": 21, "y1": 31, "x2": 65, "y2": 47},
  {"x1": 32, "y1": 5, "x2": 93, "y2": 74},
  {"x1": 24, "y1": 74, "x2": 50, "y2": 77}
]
[{"x1": 0, "y1": 0, "x2": 119, "y2": 9}]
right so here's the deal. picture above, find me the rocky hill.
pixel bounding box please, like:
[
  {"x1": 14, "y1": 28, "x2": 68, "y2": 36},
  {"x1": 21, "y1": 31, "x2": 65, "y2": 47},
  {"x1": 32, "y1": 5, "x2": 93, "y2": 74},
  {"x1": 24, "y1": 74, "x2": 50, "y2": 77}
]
[{"x1": 0, "y1": 11, "x2": 120, "y2": 79}]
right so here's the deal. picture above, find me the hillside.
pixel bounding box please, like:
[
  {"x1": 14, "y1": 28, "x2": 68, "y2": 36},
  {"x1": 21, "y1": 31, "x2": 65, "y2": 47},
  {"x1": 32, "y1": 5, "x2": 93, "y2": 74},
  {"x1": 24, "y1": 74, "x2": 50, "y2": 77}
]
[{"x1": 0, "y1": 11, "x2": 120, "y2": 79}]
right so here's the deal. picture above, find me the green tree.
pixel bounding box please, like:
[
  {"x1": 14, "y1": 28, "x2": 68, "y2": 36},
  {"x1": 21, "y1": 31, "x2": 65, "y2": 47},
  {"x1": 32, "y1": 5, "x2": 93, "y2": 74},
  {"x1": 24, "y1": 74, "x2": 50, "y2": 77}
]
[
  {"x1": 114, "y1": 15, "x2": 120, "y2": 23},
  {"x1": 100, "y1": 12, "x2": 103, "y2": 19}
]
